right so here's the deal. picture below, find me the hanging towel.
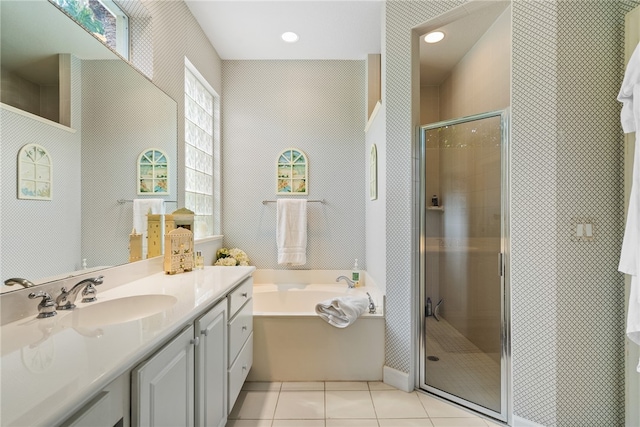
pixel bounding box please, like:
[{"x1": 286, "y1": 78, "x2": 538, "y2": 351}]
[
  {"x1": 315, "y1": 295, "x2": 369, "y2": 328},
  {"x1": 277, "y1": 199, "x2": 307, "y2": 265},
  {"x1": 133, "y1": 198, "x2": 165, "y2": 259},
  {"x1": 618, "y1": 42, "x2": 640, "y2": 367}
]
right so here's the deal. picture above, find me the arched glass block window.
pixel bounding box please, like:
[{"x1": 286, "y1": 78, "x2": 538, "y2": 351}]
[
  {"x1": 138, "y1": 148, "x2": 169, "y2": 195},
  {"x1": 277, "y1": 148, "x2": 308, "y2": 195},
  {"x1": 18, "y1": 143, "x2": 52, "y2": 200}
]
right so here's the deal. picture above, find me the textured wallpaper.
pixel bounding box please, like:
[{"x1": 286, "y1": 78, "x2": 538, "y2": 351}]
[
  {"x1": 385, "y1": 0, "x2": 634, "y2": 425},
  {"x1": 221, "y1": 60, "x2": 367, "y2": 271},
  {"x1": 0, "y1": 56, "x2": 82, "y2": 281}
]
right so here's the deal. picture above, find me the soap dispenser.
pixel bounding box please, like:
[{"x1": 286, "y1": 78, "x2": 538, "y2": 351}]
[{"x1": 351, "y1": 259, "x2": 360, "y2": 287}]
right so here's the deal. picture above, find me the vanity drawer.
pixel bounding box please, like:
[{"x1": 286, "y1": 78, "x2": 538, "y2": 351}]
[
  {"x1": 228, "y1": 298, "x2": 253, "y2": 366},
  {"x1": 228, "y1": 277, "x2": 253, "y2": 318},
  {"x1": 228, "y1": 331, "x2": 253, "y2": 413}
]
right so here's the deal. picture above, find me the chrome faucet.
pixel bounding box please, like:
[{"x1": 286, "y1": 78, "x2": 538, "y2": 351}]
[
  {"x1": 336, "y1": 275, "x2": 356, "y2": 289},
  {"x1": 366, "y1": 292, "x2": 376, "y2": 314},
  {"x1": 28, "y1": 291, "x2": 57, "y2": 318},
  {"x1": 5, "y1": 277, "x2": 35, "y2": 288},
  {"x1": 56, "y1": 276, "x2": 104, "y2": 310}
]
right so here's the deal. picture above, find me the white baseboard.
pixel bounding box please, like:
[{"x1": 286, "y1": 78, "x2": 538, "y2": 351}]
[
  {"x1": 513, "y1": 415, "x2": 546, "y2": 427},
  {"x1": 383, "y1": 365, "x2": 413, "y2": 392}
]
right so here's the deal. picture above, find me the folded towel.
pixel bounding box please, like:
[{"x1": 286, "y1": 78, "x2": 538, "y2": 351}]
[
  {"x1": 277, "y1": 199, "x2": 307, "y2": 265},
  {"x1": 133, "y1": 198, "x2": 165, "y2": 258},
  {"x1": 315, "y1": 296, "x2": 369, "y2": 328}
]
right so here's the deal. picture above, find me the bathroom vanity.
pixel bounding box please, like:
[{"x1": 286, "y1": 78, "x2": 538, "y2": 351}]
[{"x1": 0, "y1": 266, "x2": 255, "y2": 427}]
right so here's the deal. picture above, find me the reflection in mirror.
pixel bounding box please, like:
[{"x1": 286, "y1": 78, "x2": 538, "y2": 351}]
[
  {"x1": 49, "y1": 0, "x2": 130, "y2": 59},
  {"x1": 0, "y1": 0, "x2": 178, "y2": 293}
]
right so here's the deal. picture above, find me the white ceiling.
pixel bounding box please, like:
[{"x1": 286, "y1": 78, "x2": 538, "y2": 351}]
[
  {"x1": 186, "y1": 0, "x2": 510, "y2": 86},
  {"x1": 184, "y1": 0, "x2": 383, "y2": 60},
  {"x1": 419, "y1": 1, "x2": 510, "y2": 85}
]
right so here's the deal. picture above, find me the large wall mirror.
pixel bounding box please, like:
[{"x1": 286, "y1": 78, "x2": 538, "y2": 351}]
[{"x1": 0, "y1": 0, "x2": 178, "y2": 293}]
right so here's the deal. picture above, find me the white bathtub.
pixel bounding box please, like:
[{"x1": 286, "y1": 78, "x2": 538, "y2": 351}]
[{"x1": 248, "y1": 270, "x2": 385, "y2": 382}]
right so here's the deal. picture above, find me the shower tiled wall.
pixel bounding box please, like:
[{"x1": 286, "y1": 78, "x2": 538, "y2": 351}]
[
  {"x1": 386, "y1": 0, "x2": 634, "y2": 425},
  {"x1": 220, "y1": 60, "x2": 367, "y2": 270}
]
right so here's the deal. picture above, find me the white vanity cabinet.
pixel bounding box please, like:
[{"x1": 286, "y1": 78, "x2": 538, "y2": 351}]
[
  {"x1": 131, "y1": 276, "x2": 253, "y2": 427},
  {"x1": 227, "y1": 278, "x2": 253, "y2": 413},
  {"x1": 195, "y1": 298, "x2": 227, "y2": 427},
  {"x1": 60, "y1": 373, "x2": 130, "y2": 427},
  {"x1": 132, "y1": 325, "x2": 196, "y2": 427}
]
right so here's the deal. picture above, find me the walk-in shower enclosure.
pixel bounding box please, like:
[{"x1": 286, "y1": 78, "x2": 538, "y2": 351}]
[{"x1": 419, "y1": 110, "x2": 510, "y2": 422}]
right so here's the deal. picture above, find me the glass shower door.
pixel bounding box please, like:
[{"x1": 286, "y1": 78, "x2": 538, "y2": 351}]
[{"x1": 419, "y1": 110, "x2": 509, "y2": 422}]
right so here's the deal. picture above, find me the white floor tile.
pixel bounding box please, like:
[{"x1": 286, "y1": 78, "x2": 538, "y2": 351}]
[
  {"x1": 281, "y1": 381, "x2": 325, "y2": 391},
  {"x1": 430, "y1": 418, "x2": 488, "y2": 427},
  {"x1": 377, "y1": 419, "x2": 435, "y2": 427},
  {"x1": 229, "y1": 390, "x2": 280, "y2": 420},
  {"x1": 274, "y1": 391, "x2": 325, "y2": 419},
  {"x1": 326, "y1": 381, "x2": 370, "y2": 391},
  {"x1": 326, "y1": 391, "x2": 376, "y2": 419},
  {"x1": 226, "y1": 419, "x2": 273, "y2": 427},
  {"x1": 326, "y1": 419, "x2": 380, "y2": 427},
  {"x1": 272, "y1": 420, "x2": 325, "y2": 427},
  {"x1": 371, "y1": 391, "x2": 428, "y2": 419},
  {"x1": 367, "y1": 381, "x2": 396, "y2": 391},
  {"x1": 416, "y1": 394, "x2": 478, "y2": 418},
  {"x1": 483, "y1": 419, "x2": 506, "y2": 427},
  {"x1": 243, "y1": 381, "x2": 283, "y2": 391}
]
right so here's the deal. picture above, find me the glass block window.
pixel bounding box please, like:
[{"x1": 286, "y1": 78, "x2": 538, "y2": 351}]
[
  {"x1": 184, "y1": 65, "x2": 216, "y2": 238},
  {"x1": 50, "y1": 0, "x2": 129, "y2": 59}
]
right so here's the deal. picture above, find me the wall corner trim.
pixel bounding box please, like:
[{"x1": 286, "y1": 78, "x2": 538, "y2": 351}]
[{"x1": 383, "y1": 365, "x2": 413, "y2": 392}]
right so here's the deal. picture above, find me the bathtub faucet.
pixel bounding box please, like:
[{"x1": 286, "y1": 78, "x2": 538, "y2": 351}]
[
  {"x1": 336, "y1": 275, "x2": 356, "y2": 289},
  {"x1": 366, "y1": 292, "x2": 376, "y2": 314}
]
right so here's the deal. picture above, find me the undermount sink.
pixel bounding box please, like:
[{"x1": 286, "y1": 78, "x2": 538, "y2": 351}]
[{"x1": 63, "y1": 294, "x2": 178, "y2": 328}]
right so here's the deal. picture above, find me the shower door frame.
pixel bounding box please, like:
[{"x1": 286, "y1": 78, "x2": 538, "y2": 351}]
[{"x1": 417, "y1": 109, "x2": 512, "y2": 424}]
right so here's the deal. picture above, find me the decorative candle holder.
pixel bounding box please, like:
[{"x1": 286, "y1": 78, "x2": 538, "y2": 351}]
[
  {"x1": 164, "y1": 227, "x2": 194, "y2": 275},
  {"x1": 129, "y1": 228, "x2": 142, "y2": 262}
]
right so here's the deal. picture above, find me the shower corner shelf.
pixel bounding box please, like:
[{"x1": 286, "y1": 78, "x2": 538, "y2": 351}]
[{"x1": 427, "y1": 206, "x2": 445, "y2": 212}]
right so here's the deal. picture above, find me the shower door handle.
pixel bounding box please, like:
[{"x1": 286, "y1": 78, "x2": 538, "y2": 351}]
[{"x1": 498, "y1": 253, "x2": 505, "y2": 277}]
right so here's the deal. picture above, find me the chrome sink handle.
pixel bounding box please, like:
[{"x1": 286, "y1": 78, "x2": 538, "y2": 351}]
[
  {"x1": 5, "y1": 277, "x2": 35, "y2": 288},
  {"x1": 56, "y1": 275, "x2": 104, "y2": 310},
  {"x1": 28, "y1": 291, "x2": 57, "y2": 318},
  {"x1": 81, "y1": 283, "x2": 99, "y2": 303},
  {"x1": 365, "y1": 292, "x2": 376, "y2": 314}
]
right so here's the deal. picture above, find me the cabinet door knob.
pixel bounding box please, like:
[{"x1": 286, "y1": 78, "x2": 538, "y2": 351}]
[
  {"x1": 242, "y1": 365, "x2": 247, "y2": 371},
  {"x1": 190, "y1": 337, "x2": 200, "y2": 346},
  {"x1": 201, "y1": 329, "x2": 209, "y2": 337},
  {"x1": 242, "y1": 325, "x2": 247, "y2": 331},
  {"x1": 241, "y1": 292, "x2": 248, "y2": 297}
]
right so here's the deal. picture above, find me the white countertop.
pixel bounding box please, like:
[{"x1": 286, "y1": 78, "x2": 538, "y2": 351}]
[{"x1": 0, "y1": 266, "x2": 255, "y2": 427}]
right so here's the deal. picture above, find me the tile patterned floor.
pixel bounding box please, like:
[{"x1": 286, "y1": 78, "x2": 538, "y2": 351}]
[
  {"x1": 227, "y1": 382, "x2": 505, "y2": 427},
  {"x1": 425, "y1": 317, "x2": 501, "y2": 412}
]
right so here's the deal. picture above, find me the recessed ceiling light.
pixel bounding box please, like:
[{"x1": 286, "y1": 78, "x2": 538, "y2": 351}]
[
  {"x1": 281, "y1": 32, "x2": 299, "y2": 43},
  {"x1": 424, "y1": 31, "x2": 445, "y2": 44}
]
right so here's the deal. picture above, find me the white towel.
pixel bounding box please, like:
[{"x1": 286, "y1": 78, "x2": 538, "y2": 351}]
[
  {"x1": 618, "y1": 42, "x2": 640, "y2": 367},
  {"x1": 315, "y1": 296, "x2": 369, "y2": 328},
  {"x1": 133, "y1": 198, "x2": 165, "y2": 258},
  {"x1": 277, "y1": 199, "x2": 307, "y2": 265}
]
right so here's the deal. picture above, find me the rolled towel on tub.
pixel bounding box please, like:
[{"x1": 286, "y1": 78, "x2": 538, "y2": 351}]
[{"x1": 315, "y1": 295, "x2": 369, "y2": 328}]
